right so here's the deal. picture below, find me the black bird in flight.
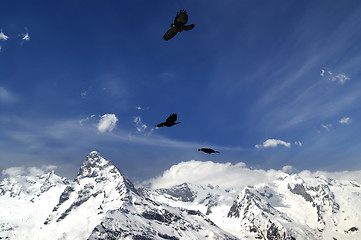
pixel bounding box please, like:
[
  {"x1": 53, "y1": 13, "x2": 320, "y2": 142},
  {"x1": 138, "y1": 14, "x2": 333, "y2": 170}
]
[
  {"x1": 198, "y1": 148, "x2": 220, "y2": 154},
  {"x1": 163, "y1": 9, "x2": 195, "y2": 41},
  {"x1": 156, "y1": 113, "x2": 181, "y2": 127}
]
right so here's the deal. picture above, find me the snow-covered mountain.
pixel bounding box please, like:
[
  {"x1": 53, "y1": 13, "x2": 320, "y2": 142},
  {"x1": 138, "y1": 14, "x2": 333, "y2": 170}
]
[
  {"x1": 0, "y1": 151, "x2": 235, "y2": 240},
  {"x1": 1, "y1": 151, "x2": 360, "y2": 239},
  {"x1": 151, "y1": 174, "x2": 361, "y2": 239}
]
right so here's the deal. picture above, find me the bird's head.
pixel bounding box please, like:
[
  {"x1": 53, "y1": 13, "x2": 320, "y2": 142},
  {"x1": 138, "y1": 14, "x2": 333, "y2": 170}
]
[{"x1": 198, "y1": 149, "x2": 201, "y2": 151}]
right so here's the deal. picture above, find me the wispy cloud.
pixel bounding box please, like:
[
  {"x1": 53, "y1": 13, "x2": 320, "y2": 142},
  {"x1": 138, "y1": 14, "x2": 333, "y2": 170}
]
[
  {"x1": 80, "y1": 91, "x2": 88, "y2": 98},
  {"x1": 294, "y1": 141, "x2": 302, "y2": 147},
  {"x1": 136, "y1": 106, "x2": 149, "y2": 111},
  {"x1": 1, "y1": 166, "x2": 26, "y2": 177},
  {"x1": 339, "y1": 117, "x2": 351, "y2": 125},
  {"x1": 255, "y1": 139, "x2": 291, "y2": 148},
  {"x1": 133, "y1": 116, "x2": 147, "y2": 133},
  {"x1": 0, "y1": 87, "x2": 18, "y2": 103},
  {"x1": 79, "y1": 114, "x2": 95, "y2": 126},
  {"x1": 321, "y1": 123, "x2": 332, "y2": 131},
  {"x1": 97, "y1": 114, "x2": 118, "y2": 133}
]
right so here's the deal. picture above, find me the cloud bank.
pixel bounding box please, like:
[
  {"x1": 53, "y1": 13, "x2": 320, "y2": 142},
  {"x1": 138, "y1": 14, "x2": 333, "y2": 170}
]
[
  {"x1": 255, "y1": 139, "x2": 291, "y2": 148},
  {"x1": 1, "y1": 165, "x2": 58, "y2": 178},
  {"x1": 97, "y1": 114, "x2": 118, "y2": 133},
  {"x1": 147, "y1": 160, "x2": 361, "y2": 190},
  {"x1": 147, "y1": 160, "x2": 288, "y2": 190}
]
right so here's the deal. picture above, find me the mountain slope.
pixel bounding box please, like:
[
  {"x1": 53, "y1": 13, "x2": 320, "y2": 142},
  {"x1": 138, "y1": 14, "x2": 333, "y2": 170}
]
[
  {"x1": 0, "y1": 170, "x2": 69, "y2": 239},
  {"x1": 152, "y1": 173, "x2": 361, "y2": 239}
]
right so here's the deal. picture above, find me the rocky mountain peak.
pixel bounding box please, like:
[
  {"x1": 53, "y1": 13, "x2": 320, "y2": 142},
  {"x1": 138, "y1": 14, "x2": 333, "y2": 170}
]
[
  {"x1": 75, "y1": 151, "x2": 137, "y2": 193},
  {"x1": 76, "y1": 151, "x2": 119, "y2": 181},
  {"x1": 45, "y1": 151, "x2": 139, "y2": 227}
]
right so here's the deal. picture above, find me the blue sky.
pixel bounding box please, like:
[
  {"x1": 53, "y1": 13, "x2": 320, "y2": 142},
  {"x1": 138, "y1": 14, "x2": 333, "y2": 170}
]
[{"x1": 1, "y1": 1, "x2": 361, "y2": 183}]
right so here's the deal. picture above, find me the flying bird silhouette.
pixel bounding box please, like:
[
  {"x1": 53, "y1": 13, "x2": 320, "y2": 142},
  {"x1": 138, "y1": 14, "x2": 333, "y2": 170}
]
[
  {"x1": 198, "y1": 148, "x2": 220, "y2": 154},
  {"x1": 156, "y1": 113, "x2": 181, "y2": 127},
  {"x1": 163, "y1": 9, "x2": 194, "y2": 41}
]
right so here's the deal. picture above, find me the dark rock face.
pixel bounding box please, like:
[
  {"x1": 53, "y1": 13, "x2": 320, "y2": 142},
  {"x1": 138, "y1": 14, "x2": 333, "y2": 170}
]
[
  {"x1": 344, "y1": 226, "x2": 358, "y2": 234},
  {"x1": 288, "y1": 183, "x2": 313, "y2": 202},
  {"x1": 141, "y1": 209, "x2": 180, "y2": 224},
  {"x1": 156, "y1": 183, "x2": 195, "y2": 202}
]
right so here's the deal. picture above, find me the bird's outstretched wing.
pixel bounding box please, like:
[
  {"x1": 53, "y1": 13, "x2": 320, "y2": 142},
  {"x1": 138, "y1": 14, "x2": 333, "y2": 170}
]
[
  {"x1": 166, "y1": 113, "x2": 177, "y2": 124},
  {"x1": 163, "y1": 28, "x2": 178, "y2": 41},
  {"x1": 174, "y1": 9, "x2": 188, "y2": 26},
  {"x1": 182, "y1": 24, "x2": 194, "y2": 31}
]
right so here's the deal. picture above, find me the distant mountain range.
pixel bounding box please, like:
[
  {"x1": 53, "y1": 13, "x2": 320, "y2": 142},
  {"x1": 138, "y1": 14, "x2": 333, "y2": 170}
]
[{"x1": 1, "y1": 151, "x2": 360, "y2": 239}]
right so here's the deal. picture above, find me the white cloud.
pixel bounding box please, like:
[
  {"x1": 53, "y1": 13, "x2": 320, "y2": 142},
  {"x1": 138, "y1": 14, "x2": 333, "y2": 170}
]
[
  {"x1": 136, "y1": 106, "x2": 142, "y2": 110},
  {"x1": 0, "y1": 87, "x2": 18, "y2": 103},
  {"x1": 255, "y1": 139, "x2": 291, "y2": 148},
  {"x1": 133, "y1": 116, "x2": 147, "y2": 133},
  {"x1": 22, "y1": 33, "x2": 30, "y2": 41},
  {"x1": 294, "y1": 141, "x2": 302, "y2": 147},
  {"x1": 321, "y1": 123, "x2": 332, "y2": 131},
  {"x1": 19, "y1": 27, "x2": 30, "y2": 43},
  {"x1": 97, "y1": 114, "x2": 118, "y2": 133},
  {"x1": 339, "y1": 117, "x2": 351, "y2": 125},
  {"x1": 147, "y1": 160, "x2": 281, "y2": 189},
  {"x1": 0, "y1": 45, "x2": 2, "y2": 52},
  {"x1": 0, "y1": 31, "x2": 8, "y2": 41},
  {"x1": 320, "y1": 68, "x2": 350, "y2": 85}
]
